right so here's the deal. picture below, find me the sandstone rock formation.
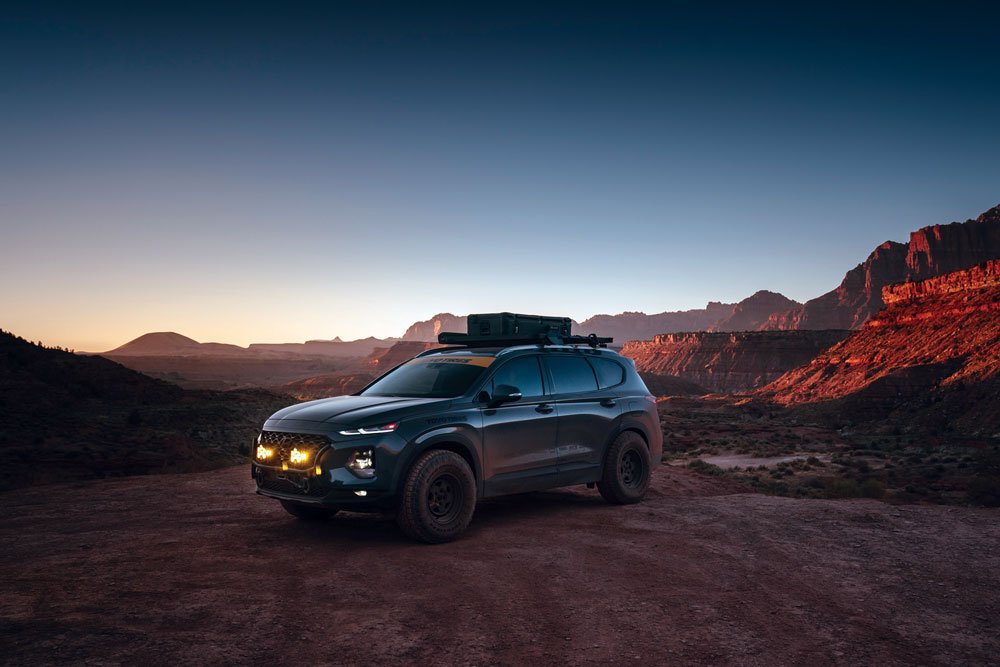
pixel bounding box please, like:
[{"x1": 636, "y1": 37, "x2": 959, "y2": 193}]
[
  {"x1": 764, "y1": 204, "x2": 1000, "y2": 330},
  {"x1": 401, "y1": 313, "x2": 468, "y2": 341},
  {"x1": 621, "y1": 330, "x2": 851, "y2": 393},
  {"x1": 638, "y1": 372, "x2": 708, "y2": 397},
  {"x1": 367, "y1": 341, "x2": 443, "y2": 370},
  {"x1": 762, "y1": 260, "x2": 1000, "y2": 435},
  {"x1": 708, "y1": 291, "x2": 800, "y2": 332}
]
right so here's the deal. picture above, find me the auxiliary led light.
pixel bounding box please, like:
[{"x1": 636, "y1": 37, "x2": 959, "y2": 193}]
[
  {"x1": 256, "y1": 445, "x2": 274, "y2": 461},
  {"x1": 289, "y1": 448, "x2": 309, "y2": 464}
]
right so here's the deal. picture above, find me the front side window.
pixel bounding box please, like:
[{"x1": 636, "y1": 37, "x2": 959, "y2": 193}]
[
  {"x1": 361, "y1": 355, "x2": 493, "y2": 398},
  {"x1": 546, "y1": 356, "x2": 599, "y2": 394},
  {"x1": 490, "y1": 356, "x2": 544, "y2": 398}
]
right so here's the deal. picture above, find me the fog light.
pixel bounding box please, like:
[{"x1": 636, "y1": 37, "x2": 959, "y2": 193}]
[
  {"x1": 289, "y1": 448, "x2": 309, "y2": 465},
  {"x1": 354, "y1": 490, "x2": 367, "y2": 497},
  {"x1": 256, "y1": 445, "x2": 274, "y2": 461},
  {"x1": 346, "y1": 448, "x2": 376, "y2": 478}
]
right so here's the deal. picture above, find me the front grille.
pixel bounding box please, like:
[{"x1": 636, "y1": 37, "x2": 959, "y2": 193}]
[{"x1": 258, "y1": 431, "x2": 329, "y2": 469}]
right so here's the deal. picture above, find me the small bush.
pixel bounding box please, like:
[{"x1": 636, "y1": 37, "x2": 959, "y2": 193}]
[
  {"x1": 860, "y1": 479, "x2": 885, "y2": 499},
  {"x1": 687, "y1": 459, "x2": 725, "y2": 477},
  {"x1": 968, "y1": 476, "x2": 1000, "y2": 507}
]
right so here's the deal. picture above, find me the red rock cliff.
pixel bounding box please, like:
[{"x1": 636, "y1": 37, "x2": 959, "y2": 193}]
[
  {"x1": 763, "y1": 261, "x2": 1000, "y2": 433},
  {"x1": 621, "y1": 330, "x2": 851, "y2": 393}
]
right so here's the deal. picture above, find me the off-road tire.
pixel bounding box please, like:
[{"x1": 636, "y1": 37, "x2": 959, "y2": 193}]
[
  {"x1": 597, "y1": 431, "x2": 651, "y2": 504},
  {"x1": 397, "y1": 450, "x2": 476, "y2": 543},
  {"x1": 280, "y1": 500, "x2": 336, "y2": 521}
]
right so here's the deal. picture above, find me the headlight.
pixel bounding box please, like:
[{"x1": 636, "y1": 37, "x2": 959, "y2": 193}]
[
  {"x1": 255, "y1": 444, "x2": 274, "y2": 461},
  {"x1": 339, "y1": 422, "x2": 398, "y2": 436},
  {"x1": 346, "y1": 448, "x2": 376, "y2": 478}
]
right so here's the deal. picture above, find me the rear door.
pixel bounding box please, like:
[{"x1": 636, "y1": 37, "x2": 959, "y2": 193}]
[
  {"x1": 543, "y1": 355, "x2": 623, "y2": 472},
  {"x1": 480, "y1": 355, "x2": 560, "y2": 496}
]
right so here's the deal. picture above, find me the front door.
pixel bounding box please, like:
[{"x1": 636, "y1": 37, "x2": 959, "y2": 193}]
[{"x1": 480, "y1": 356, "x2": 559, "y2": 496}]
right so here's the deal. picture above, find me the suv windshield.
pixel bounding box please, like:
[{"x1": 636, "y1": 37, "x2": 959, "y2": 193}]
[{"x1": 361, "y1": 356, "x2": 494, "y2": 398}]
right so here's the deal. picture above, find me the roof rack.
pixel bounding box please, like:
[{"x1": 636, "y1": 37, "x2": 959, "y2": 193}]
[{"x1": 437, "y1": 332, "x2": 613, "y2": 348}]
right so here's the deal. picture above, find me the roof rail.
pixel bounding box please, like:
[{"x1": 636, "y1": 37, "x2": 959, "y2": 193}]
[{"x1": 437, "y1": 331, "x2": 613, "y2": 348}]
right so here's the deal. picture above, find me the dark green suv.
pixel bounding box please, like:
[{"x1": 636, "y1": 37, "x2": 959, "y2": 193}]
[{"x1": 252, "y1": 336, "x2": 662, "y2": 542}]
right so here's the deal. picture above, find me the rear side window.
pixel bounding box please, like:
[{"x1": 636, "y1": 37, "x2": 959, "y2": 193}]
[
  {"x1": 547, "y1": 356, "x2": 599, "y2": 394},
  {"x1": 590, "y1": 358, "x2": 626, "y2": 389},
  {"x1": 491, "y1": 357, "x2": 544, "y2": 398}
]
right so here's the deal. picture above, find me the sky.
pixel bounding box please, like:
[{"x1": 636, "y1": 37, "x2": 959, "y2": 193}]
[{"x1": 2, "y1": 1, "x2": 999, "y2": 351}]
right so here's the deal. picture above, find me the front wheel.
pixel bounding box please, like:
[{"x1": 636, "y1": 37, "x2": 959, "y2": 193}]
[
  {"x1": 397, "y1": 450, "x2": 476, "y2": 543},
  {"x1": 597, "y1": 431, "x2": 651, "y2": 504},
  {"x1": 280, "y1": 500, "x2": 337, "y2": 521}
]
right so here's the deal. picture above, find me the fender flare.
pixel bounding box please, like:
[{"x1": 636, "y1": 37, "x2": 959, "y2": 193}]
[{"x1": 392, "y1": 425, "x2": 485, "y2": 496}]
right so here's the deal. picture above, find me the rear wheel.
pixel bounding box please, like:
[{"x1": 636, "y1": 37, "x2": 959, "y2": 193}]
[
  {"x1": 280, "y1": 500, "x2": 336, "y2": 521},
  {"x1": 597, "y1": 431, "x2": 651, "y2": 504},
  {"x1": 397, "y1": 450, "x2": 476, "y2": 543}
]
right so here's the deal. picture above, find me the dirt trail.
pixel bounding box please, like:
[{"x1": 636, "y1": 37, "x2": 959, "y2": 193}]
[{"x1": 1, "y1": 466, "x2": 998, "y2": 666}]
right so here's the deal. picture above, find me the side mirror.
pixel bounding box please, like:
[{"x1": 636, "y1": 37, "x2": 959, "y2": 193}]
[{"x1": 488, "y1": 384, "x2": 522, "y2": 408}]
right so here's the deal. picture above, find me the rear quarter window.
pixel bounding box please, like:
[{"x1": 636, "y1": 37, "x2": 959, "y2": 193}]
[
  {"x1": 589, "y1": 358, "x2": 626, "y2": 389},
  {"x1": 546, "y1": 356, "x2": 599, "y2": 394}
]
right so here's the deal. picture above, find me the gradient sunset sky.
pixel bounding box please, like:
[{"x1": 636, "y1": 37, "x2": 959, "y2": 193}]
[{"x1": 2, "y1": 2, "x2": 999, "y2": 350}]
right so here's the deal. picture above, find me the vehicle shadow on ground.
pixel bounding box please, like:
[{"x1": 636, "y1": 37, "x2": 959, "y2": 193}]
[{"x1": 264, "y1": 488, "x2": 608, "y2": 544}]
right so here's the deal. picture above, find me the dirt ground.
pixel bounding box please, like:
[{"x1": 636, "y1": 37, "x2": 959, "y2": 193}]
[{"x1": 2, "y1": 465, "x2": 998, "y2": 666}]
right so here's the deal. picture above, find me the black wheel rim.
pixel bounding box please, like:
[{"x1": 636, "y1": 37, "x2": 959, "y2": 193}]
[
  {"x1": 620, "y1": 449, "x2": 643, "y2": 489},
  {"x1": 427, "y1": 473, "x2": 463, "y2": 523}
]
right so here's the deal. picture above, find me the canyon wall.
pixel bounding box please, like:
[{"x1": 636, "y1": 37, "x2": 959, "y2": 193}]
[
  {"x1": 621, "y1": 330, "x2": 851, "y2": 393},
  {"x1": 763, "y1": 261, "x2": 1000, "y2": 434}
]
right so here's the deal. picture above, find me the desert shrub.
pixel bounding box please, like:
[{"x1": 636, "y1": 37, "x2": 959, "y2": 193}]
[
  {"x1": 967, "y1": 477, "x2": 1000, "y2": 507},
  {"x1": 687, "y1": 459, "x2": 725, "y2": 477},
  {"x1": 824, "y1": 478, "x2": 862, "y2": 498},
  {"x1": 860, "y1": 479, "x2": 885, "y2": 499},
  {"x1": 806, "y1": 456, "x2": 822, "y2": 466}
]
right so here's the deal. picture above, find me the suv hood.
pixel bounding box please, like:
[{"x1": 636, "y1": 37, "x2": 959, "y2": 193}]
[{"x1": 267, "y1": 395, "x2": 449, "y2": 425}]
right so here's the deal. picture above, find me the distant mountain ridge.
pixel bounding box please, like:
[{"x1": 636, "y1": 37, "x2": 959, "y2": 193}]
[
  {"x1": 400, "y1": 294, "x2": 797, "y2": 344},
  {"x1": 104, "y1": 332, "x2": 391, "y2": 358}
]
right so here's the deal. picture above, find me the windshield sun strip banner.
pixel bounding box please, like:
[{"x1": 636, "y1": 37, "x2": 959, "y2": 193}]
[{"x1": 410, "y1": 355, "x2": 495, "y2": 367}]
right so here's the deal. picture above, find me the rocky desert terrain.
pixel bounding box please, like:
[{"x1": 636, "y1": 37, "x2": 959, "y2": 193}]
[{"x1": 2, "y1": 465, "x2": 998, "y2": 666}]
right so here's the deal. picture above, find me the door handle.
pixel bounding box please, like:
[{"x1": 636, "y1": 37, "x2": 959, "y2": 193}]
[
  {"x1": 536, "y1": 403, "x2": 554, "y2": 414},
  {"x1": 600, "y1": 398, "x2": 617, "y2": 408}
]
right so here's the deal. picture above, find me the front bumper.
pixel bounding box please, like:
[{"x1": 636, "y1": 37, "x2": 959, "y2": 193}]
[{"x1": 251, "y1": 428, "x2": 405, "y2": 510}]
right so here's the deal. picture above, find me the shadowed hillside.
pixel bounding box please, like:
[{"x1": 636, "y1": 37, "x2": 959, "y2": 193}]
[{"x1": 0, "y1": 330, "x2": 290, "y2": 490}]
